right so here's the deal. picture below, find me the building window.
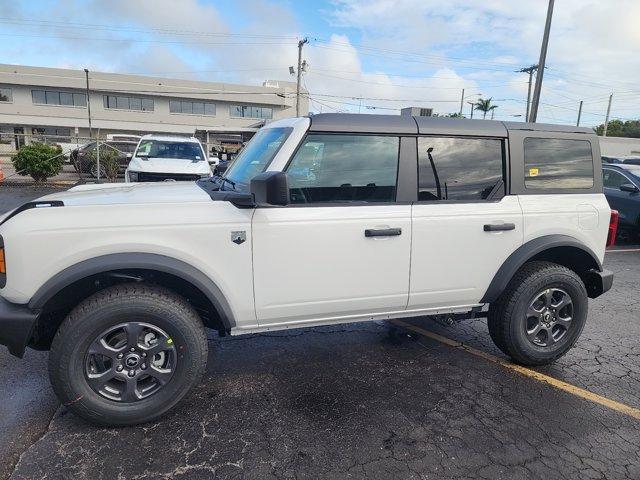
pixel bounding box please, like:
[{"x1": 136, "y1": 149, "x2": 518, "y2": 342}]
[
  {"x1": 103, "y1": 95, "x2": 154, "y2": 111},
  {"x1": 32, "y1": 89, "x2": 86, "y2": 107},
  {"x1": 286, "y1": 134, "x2": 399, "y2": 204},
  {"x1": 417, "y1": 137, "x2": 505, "y2": 201},
  {"x1": 230, "y1": 104, "x2": 273, "y2": 120},
  {"x1": 0, "y1": 87, "x2": 12, "y2": 102},
  {"x1": 32, "y1": 127, "x2": 72, "y2": 143},
  {"x1": 524, "y1": 138, "x2": 594, "y2": 189},
  {"x1": 170, "y1": 100, "x2": 216, "y2": 116}
]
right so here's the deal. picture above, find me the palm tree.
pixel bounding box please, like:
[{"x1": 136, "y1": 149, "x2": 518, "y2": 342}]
[{"x1": 473, "y1": 97, "x2": 498, "y2": 119}]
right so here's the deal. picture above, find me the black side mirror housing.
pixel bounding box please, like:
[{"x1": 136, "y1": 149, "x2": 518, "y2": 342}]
[
  {"x1": 620, "y1": 183, "x2": 639, "y2": 193},
  {"x1": 251, "y1": 171, "x2": 289, "y2": 206}
]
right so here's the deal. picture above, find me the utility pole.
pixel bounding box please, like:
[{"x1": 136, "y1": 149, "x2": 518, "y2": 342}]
[
  {"x1": 576, "y1": 100, "x2": 583, "y2": 126},
  {"x1": 529, "y1": 0, "x2": 554, "y2": 123},
  {"x1": 603, "y1": 93, "x2": 613, "y2": 136},
  {"x1": 84, "y1": 68, "x2": 92, "y2": 138},
  {"x1": 519, "y1": 65, "x2": 538, "y2": 122},
  {"x1": 467, "y1": 101, "x2": 475, "y2": 119},
  {"x1": 459, "y1": 88, "x2": 465, "y2": 116},
  {"x1": 295, "y1": 37, "x2": 308, "y2": 117}
]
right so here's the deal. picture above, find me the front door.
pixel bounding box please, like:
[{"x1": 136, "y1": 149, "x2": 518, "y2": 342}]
[
  {"x1": 252, "y1": 133, "x2": 411, "y2": 327},
  {"x1": 408, "y1": 135, "x2": 523, "y2": 310},
  {"x1": 603, "y1": 167, "x2": 639, "y2": 228}
]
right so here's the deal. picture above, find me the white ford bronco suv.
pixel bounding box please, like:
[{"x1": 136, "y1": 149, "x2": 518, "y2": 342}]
[{"x1": 0, "y1": 114, "x2": 615, "y2": 425}]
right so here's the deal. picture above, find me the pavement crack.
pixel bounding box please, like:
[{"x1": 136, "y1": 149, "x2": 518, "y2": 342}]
[{"x1": 8, "y1": 405, "x2": 61, "y2": 479}]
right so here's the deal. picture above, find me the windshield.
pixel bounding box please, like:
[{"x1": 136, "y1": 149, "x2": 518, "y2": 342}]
[
  {"x1": 223, "y1": 127, "x2": 292, "y2": 189},
  {"x1": 135, "y1": 140, "x2": 204, "y2": 161}
]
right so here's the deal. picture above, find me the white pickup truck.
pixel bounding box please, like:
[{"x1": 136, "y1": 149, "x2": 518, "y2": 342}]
[{"x1": 0, "y1": 114, "x2": 615, "y2": 425}]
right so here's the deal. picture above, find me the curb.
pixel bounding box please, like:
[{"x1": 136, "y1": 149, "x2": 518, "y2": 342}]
[{"x1": 1, "y1": 180, "x2": 82, "y2": 188}]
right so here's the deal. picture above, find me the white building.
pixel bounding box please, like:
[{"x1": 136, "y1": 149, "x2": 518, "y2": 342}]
[{"x1": 0, "y1": 63, "x2": 308, "y2": 148}]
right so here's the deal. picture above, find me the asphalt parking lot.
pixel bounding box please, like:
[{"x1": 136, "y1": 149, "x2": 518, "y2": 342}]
[{"x1": 1, "y1": 186, "x2": 639, "y2": 479}]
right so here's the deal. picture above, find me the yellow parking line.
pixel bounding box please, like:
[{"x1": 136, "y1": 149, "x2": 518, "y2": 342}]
[{"x1": 391, "y1": 319, "x2": 640, "y2": 421}]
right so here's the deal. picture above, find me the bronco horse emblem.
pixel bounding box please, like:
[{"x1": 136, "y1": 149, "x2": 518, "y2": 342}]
[{"x1": 231, "y1": 231, "x2": 246, "y2": 245}]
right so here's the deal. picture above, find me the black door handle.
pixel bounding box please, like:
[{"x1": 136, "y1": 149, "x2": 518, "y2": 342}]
[
  {"x1": 484, "y1": 223, "x2": 516, "y2": 232},
  {"x1": 365, "y1": 228, "x2": 402, "y2": 237}
]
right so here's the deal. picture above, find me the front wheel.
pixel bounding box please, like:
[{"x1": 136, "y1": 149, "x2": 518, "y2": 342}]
[
  {"x1": 487, "y1": 261, "x2": 588, "y2": 366},
  {"x1": 49, "y1": 284, "x2": 208, "y2": 426}
]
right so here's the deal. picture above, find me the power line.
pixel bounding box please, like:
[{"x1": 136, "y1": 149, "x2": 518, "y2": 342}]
[
  {"x1": 307, "y1": 71, "x2": 527, "y2": 90},
  {"x1": 0, "y1": 33, "x2": 293, "y2": 46},
  {"x1": 0, "y1": 17, "x2": 299, "y2": 40}
]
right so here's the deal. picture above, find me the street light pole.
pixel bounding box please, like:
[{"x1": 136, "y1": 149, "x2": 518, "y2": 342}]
[
  {"x1": 529, "y1": 0, "x2": 554, "y2": 123},
  {"x1": 468, "y1": 101, "x2": 475, "y2": 119},
  {"x1": 459, "y1": 88, "x2": 465, "y2": 116},
  {"x1": 84, "y1": 68, "x2": 93, "y2": 138}
]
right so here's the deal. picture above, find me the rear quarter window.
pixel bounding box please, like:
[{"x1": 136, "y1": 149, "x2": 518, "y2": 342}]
[{"x1": 524, "y1": 138, "x2": 594, "y2": 189}]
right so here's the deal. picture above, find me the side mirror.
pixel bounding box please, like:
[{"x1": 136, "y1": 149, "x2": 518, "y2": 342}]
[
  {"x1": 620, "y1": 183, "x2": 639, "y2": 193},
  {"x1": 251, "y1": 171, "x2": 289, "y2": 206}
]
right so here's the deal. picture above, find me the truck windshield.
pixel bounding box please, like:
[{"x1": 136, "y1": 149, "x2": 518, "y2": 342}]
[
  {"x1": 136, "y1": 140, "x2": 204, "y2": 161},
  {"x1": 223, "y1": 127, "x2": 292, "y2": 190}
]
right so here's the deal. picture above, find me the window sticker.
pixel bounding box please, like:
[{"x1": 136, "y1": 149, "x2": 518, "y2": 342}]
[{"x1": 529, "y1": 167, "x2": 539, "y2": 177}]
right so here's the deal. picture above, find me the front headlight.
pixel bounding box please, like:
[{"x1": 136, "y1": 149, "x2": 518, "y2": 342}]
[{"x1": 128, "y1": 171, "x2": 139, "y2": 182}]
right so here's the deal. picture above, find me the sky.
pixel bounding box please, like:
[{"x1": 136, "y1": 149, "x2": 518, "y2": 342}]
[{"x1": 1, "y1": 0, "x2": 639, "y2": 127}]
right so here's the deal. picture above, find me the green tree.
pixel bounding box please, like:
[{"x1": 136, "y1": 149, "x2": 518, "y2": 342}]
[
  {"x1": 594, "y1": 119, "x2": 640, "y2": 138},
  {"x1": 11, "y1": 142, "x2": 64, "y2": 182},
  {"x1": 473, "y1": 97, "x2": 498, "y2": 119},
  {"x1": 88, "y1": 145, "x2": 120, "y2": 182}
]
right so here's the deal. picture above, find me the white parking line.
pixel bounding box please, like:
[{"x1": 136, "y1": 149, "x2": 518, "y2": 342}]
[{"x1": 606, "y1": 248, "x2": 640, "y2": 253}]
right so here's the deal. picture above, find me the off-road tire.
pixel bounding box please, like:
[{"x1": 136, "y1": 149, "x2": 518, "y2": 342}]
[
  {"x1": 487, "y1": 261, "x2": 588, "y2": 366},
  {"x1": 49, "y1": 283, "x2": 208, "y2": 426}
]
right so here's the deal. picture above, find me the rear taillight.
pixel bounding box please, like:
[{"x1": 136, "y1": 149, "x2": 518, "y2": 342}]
[{"x1": 607, "y1": 210, "x2": 619, "y2": 248}]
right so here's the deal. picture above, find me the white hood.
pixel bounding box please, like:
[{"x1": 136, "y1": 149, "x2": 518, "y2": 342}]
[
  {"x1": 35, "y1": 181, "x2": 211, "y2": 207},
  {"x1": 128, "y1": 157, "x2": 212, "y2": 175}
]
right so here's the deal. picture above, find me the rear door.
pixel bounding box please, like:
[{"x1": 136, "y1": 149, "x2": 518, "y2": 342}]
[
  {"x1": 409, "y1": 136, "x2": 523, "y2": 310},
  {"x1": 252, "y1": 134, "x2": 413, "y2": 327}
]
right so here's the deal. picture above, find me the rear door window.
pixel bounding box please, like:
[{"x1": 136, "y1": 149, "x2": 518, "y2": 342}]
[
  {"x1": 417, "y1": 137, "x2": 504, "y2": 201},
  {"x1": 524, "y1": 138, "x2": 594, "y2": 189},
  {"x1": 286, "y1": 134, "x2": 399, "y2": 204}
]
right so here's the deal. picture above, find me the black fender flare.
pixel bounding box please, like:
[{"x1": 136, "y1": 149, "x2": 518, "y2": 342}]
[
  {"x1": 480, "y1": 235, "x2": 602, "y2": 304},
  {"x1": 28, "y1": 253, "x2": 236, "y2": 330}
]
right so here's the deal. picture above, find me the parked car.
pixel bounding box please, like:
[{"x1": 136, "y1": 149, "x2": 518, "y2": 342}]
[
  {"x1": 619, "y1": 156, "x2": 640, "y2": 165},
  {"x1": 602, "y1": 164, "x2": 640, "y2": 238},
  {"x1": 70, "y1": 141, "x2": 138, "y2": 178},
  {"x1": 0, "y1": 114, "x2": 615, "y2": 426},
  {"x1": 126, "y1": 135, "x2": 212, "y2": 182},
  {"x1": 602, "y1": 155, "x2": 622, "y2": 164}
]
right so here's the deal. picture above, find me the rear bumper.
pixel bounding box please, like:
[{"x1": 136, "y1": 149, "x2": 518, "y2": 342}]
[
  {"x1": 585, "y1": 268, "x2": 614, "y2": 298},
  {"x1": 0, "y1": 297, "x2": 40, "y2": 358}
]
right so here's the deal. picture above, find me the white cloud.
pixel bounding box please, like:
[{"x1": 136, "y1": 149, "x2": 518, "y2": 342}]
[{"x1": 2, "y1": 0, "x2": 639, "y2": 125}]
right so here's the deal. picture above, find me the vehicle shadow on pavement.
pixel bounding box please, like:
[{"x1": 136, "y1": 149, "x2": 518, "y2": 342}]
[{"x1": 10, "y1": 322, "x2": 640, "y2": 480}]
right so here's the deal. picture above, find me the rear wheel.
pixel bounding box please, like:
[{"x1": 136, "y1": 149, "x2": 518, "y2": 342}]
[
  {"x1": 487, "y1": 261, "x2": 588, "y2": 366},
  {"x1": 49, "y1": 284, "x2": 208, "y2": 426}
]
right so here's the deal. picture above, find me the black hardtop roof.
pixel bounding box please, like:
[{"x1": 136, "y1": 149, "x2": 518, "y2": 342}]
[{"x1": 308, "y1": 113, "x2": 595, "y2": 137}]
